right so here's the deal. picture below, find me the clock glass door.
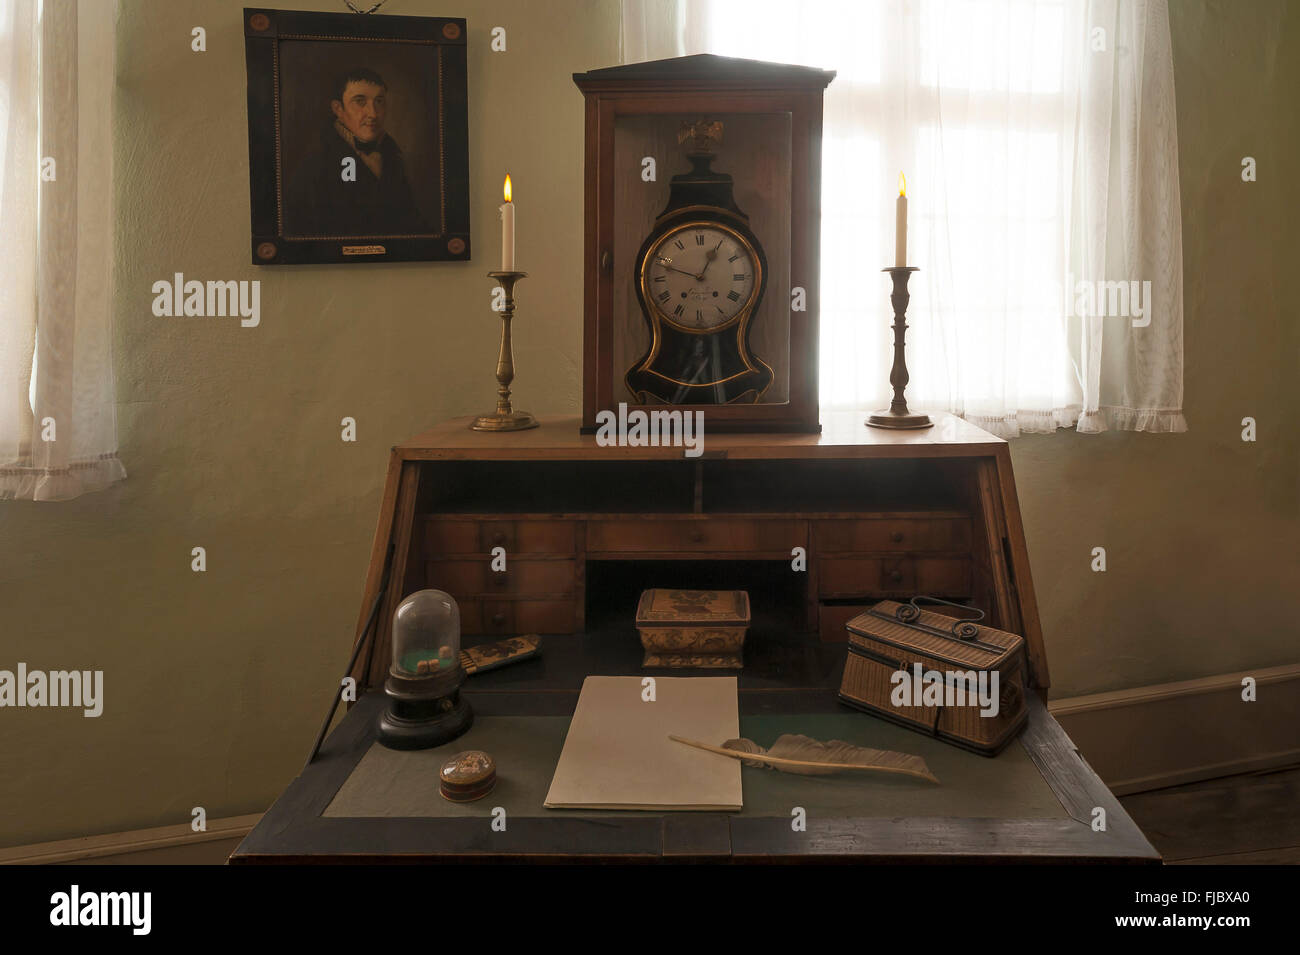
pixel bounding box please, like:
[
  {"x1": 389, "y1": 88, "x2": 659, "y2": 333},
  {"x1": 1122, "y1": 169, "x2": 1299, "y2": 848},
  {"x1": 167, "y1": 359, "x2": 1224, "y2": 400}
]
[{"x1": 612, "y1": 112, "x2": 793, "y2": 407}]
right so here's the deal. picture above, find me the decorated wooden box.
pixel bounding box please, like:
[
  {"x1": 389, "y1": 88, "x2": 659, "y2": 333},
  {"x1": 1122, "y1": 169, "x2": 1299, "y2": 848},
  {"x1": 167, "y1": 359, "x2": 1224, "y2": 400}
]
[
  {"x1": 840, "y1": 598, "x2": 1028, "y2": 755},
  {"x1": 634, "y1": 589, "x2": 751, "y2": 669}
]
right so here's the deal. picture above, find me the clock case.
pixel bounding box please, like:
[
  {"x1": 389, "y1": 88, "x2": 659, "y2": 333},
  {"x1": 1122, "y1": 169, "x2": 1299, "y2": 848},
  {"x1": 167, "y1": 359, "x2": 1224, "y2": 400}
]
[
  {"x1": 627, "y1": 147, "x2": 772, "y2": 405},
  {"x1": 574, "y1": 55, "x2": 836, "y2": 433}
]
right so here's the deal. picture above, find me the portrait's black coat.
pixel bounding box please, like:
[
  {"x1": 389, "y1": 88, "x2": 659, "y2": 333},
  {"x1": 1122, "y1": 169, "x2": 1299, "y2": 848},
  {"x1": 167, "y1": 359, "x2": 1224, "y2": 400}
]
[{"x1": 284, "y1": 125, "x2": 430, "y2": 237}]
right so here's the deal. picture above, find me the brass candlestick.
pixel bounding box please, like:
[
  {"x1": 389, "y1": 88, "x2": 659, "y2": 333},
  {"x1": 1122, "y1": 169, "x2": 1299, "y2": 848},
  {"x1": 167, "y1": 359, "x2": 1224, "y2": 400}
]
[
  {"x1": 471, "y1": 271, "x2": 538, "y2": 432},
  {"x1": 866, "y1": 266, "x2": 933, "y2": 430}
]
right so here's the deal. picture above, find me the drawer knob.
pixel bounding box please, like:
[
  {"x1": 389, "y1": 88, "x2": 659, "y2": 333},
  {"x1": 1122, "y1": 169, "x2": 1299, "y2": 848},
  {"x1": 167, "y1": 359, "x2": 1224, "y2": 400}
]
[
  {"x1": 890, "y1": 531, "x2": 905, "y2": 543},
  {"x1": 490, "y1": 612, "x2": 507, "y2": 626},
  {"x1": 889, "y1": 569, "x2": 904, "y2": 583},
  {"x1": 490, "y1": 532, "x2": 508, "y2": 547},
  {"x1": 689, "y1": 530, "x2": 706, "y2": 543}
]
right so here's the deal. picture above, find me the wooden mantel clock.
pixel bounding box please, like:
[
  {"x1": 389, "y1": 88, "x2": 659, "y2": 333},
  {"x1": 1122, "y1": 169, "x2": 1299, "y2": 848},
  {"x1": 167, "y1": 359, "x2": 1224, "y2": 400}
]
[{"x1": 573, "y1": 55, "x2": 835, "y2": 432}]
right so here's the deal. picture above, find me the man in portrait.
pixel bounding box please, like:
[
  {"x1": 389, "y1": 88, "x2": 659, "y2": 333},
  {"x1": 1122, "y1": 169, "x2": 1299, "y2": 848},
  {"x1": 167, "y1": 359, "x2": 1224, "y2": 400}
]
[{"x1": 284, "y1": 67, "x2": 430, "y2": 236}]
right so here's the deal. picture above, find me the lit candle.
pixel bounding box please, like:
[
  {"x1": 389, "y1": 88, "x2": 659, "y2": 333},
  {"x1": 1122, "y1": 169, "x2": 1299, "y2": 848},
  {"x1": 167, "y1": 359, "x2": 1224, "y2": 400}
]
[
  {"x1": 500, "y1": 174, "x2": 515, "y2": 271},
  {"x1": 895, "y1": 172, "x2": 907, "y2": 267}
]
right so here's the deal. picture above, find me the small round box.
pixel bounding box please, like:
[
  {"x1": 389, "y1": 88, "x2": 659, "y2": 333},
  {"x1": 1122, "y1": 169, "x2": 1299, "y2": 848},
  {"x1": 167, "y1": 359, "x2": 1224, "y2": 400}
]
[{"x1": 439, "y1": 750, "x2": 497, "y2": 802}]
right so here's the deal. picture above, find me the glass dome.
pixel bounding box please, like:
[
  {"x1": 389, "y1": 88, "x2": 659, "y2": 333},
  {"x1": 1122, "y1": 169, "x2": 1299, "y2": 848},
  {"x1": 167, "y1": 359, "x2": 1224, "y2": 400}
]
[{"x1": 391, "y1": 590, "x2": 461, "y2": 678}]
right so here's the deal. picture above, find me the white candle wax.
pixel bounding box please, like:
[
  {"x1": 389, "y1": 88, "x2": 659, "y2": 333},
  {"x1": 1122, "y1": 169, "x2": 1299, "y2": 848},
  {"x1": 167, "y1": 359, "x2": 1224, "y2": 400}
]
[
  {"x1": 895, "y1": 172, "x2": 907, "y2": 268},
  {"x1": 500, "y1": 174, "x2": 515, "y2": 271}
]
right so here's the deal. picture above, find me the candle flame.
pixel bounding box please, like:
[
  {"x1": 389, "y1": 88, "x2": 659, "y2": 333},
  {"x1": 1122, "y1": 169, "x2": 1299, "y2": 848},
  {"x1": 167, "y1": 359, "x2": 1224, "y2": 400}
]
[
  {"x1": 503, "y1": 174, "x2": 512, "y2": 203},
  {"x1": 899, "y1": 172, "x2": 906, "y2": 197}
]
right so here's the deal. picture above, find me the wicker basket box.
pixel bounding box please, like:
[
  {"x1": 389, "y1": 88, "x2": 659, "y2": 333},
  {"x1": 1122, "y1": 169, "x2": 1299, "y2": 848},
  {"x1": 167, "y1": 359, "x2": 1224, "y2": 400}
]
[
  {"x1": 839, "y1": 599, "x2": 1028, "y2": 755},
  {"x1": 635, "y1": 589, "x2": 750, "y2": 669}
]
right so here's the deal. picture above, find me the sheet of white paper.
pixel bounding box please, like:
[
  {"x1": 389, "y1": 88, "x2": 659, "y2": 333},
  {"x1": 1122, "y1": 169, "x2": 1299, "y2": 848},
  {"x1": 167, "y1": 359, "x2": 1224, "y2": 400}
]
[{"x1": 544, "y1": 675, "x2": 742, "y2": 811}]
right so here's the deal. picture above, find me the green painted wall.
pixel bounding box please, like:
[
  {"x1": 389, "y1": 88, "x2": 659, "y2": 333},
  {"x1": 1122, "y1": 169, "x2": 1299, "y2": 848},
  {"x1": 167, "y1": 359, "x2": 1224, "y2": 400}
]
[
  {"x1": 0, "y1": 0, "x2": 619, "y2": 848},
  {"x1": 0, "y1": 0, "x2": 1295, "y2": 847},
  {"x1": 1012, "y1": 0, "x2": 1299, "y2": 695}
]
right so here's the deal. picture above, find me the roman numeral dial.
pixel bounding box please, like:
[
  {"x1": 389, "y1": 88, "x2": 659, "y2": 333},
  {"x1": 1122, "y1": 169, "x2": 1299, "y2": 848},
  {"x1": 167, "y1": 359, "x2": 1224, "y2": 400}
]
[{"x1": 642, "y1": 222, "x2": 758, "y2": 330}]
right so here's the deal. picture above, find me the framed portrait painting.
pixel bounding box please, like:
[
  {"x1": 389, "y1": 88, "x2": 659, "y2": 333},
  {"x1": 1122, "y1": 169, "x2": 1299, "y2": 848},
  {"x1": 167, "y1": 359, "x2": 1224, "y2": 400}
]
[{"x1": 243, "y1": 8, "x2": 470, "y2": 265}]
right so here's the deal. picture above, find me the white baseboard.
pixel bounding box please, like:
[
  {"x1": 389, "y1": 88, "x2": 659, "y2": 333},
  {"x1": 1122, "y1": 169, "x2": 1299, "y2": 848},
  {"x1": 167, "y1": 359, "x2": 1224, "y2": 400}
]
[
  {"x1": 1049, "y1": 663, "x2": 1300, "y2": 796},
  {"x1": 0, "y1": 814, "x2": 262, "y2": 866}
]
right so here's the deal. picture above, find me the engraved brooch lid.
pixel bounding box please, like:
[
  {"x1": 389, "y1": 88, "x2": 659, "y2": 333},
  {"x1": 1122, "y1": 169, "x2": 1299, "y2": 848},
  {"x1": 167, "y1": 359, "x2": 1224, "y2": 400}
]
[{"x1": 438, "y1": 750, "x2": 497, "y2": 802}]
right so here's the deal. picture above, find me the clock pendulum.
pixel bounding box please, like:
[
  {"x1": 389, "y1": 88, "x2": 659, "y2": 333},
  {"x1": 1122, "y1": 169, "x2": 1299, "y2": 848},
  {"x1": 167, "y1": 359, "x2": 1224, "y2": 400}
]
[{"x1": 625, "y1": 120, "x2": 773, "y2": 405}]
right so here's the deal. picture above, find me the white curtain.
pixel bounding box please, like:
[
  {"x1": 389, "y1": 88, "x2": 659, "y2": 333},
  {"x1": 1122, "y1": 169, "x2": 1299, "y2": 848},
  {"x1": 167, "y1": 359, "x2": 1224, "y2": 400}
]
[
  {"x1": 623, "y1": 0, "x2": 1186, "y2": 436},
  {"x1": 0, "y1": 0, "x2": 124, "y2": 501}
]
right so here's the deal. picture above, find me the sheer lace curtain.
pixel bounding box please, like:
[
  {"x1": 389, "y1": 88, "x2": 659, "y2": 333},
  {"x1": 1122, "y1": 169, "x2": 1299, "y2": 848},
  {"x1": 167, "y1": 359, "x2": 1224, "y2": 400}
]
[
  {"x1": 623, "y1": 0, "x2": 1186, "y2": 436},
  {"x1": 0, "y1": 0, "x2": 123, "y2": 501}
]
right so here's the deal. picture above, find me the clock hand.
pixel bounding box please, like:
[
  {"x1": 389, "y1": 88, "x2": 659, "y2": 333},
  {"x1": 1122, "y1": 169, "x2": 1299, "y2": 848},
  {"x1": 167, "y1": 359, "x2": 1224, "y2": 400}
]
[
  {"x1": 698, "y1": 238, "x2": 725, "y2": 279},
  {"x1": 655, "y1": 257, "x2": 700, "y2": 280}
]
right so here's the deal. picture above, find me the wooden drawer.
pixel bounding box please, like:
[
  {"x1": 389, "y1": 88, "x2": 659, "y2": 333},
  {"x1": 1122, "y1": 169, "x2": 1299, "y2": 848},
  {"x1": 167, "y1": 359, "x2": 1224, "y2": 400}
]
[
  {"x1": 818, "y1": 557, "x2": 971, "y2": 597},
  {"x1": 425, "y1": 519, "x2": 577, "y2": 556},
  {"x1": 813, "y1": 517, "x2": 970, "y2": 554},
  {"x1": 427, "y1": 559, "x2": 575, "y2": 597},
  {"x1": 459, "y1": 598, "x2": 576, "y2": 635},
  {"x1": 586, "y1": 518, "x2": 805, "y2": 555}
]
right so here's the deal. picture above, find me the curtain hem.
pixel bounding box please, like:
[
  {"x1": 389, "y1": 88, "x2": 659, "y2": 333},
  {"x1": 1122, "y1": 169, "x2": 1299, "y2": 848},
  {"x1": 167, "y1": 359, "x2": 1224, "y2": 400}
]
[
  {"x1": 958, "y1": 405, "x2": 1188, "y2": 438},
  {"x1": 1076, "y1": 407, "x2": 1189, "y2": 434},
  {"x1": 0, "y1": 454, "x2": 127, "y2": 501}
]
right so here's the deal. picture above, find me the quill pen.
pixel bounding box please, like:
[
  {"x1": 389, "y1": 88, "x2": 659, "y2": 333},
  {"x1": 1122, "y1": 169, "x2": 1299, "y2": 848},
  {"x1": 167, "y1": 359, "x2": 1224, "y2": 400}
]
[{"x1": 670, "y1": 733, "x2": 939, "y2": 783}]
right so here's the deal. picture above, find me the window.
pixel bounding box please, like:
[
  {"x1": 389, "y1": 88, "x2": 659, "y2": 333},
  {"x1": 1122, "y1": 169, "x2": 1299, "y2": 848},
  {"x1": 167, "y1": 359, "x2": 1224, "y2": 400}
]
[{"x1": 629, "y1": 0, "x2": 1186, "y2": 435}]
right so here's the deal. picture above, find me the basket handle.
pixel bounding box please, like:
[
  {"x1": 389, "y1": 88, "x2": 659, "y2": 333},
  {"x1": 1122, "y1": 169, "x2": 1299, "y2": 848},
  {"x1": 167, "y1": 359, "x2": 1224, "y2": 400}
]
[{"x1": 895, "y1": 596, "x2": 986, "y2": 640}]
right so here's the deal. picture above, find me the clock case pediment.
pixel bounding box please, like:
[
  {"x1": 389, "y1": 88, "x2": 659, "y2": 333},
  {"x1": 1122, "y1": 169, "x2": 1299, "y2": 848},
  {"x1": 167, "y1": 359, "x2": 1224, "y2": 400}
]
[
  {"x1": 574, "y1": 55, "x2": 835, "y2": 434},
  {"x1": 573, "y1": 53, "x2": 836, "y2": 90}
]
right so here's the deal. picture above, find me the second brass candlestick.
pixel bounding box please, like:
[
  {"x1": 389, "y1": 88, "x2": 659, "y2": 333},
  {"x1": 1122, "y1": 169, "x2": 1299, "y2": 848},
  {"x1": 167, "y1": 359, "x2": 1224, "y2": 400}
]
[
  {"x1": 867, "y1": 266, "x2": 933, "y2": 430},
  {"x1": 471, "y1": 271, "x2": 538, "y2": 432}
]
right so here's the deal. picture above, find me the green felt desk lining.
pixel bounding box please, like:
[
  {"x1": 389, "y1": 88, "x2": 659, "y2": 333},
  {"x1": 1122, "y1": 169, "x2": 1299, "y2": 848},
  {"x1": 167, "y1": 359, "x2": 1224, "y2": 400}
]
[{"x1": 323, "y1": 714, "x2": 1066, "y2": 819}]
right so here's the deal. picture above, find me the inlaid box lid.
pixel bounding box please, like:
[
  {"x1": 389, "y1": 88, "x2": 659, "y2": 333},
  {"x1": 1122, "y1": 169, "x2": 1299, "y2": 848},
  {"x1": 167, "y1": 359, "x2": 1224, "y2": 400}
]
[
  {"x1": 635, "y1": 589, "x2": 751, "y2": 628},
  {"x1": 846, "y1": 600, "x2": 1023, "y2": 671}
]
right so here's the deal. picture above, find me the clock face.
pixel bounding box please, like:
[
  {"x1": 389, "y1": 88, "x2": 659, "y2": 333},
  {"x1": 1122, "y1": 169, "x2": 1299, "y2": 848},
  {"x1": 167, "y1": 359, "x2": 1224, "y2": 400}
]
[{"x1": 642, "y1": 223, "x2": 759, "y2": 331}]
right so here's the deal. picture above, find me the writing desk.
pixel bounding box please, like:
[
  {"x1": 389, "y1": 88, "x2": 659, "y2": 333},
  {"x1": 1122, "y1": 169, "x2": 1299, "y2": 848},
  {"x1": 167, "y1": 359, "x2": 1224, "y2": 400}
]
[{"x1": 229, "y1": 414, "x2": 1159, "y2": 863}]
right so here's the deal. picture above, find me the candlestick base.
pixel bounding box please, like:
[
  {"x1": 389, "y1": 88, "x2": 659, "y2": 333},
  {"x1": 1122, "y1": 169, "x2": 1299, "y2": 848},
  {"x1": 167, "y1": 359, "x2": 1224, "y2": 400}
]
[
  {"x1": 865, "y1": 409, "x2": 933, "y2": 430},
  {"x1": 471, "y1": 410, "x2": 538, "y2": 432}
]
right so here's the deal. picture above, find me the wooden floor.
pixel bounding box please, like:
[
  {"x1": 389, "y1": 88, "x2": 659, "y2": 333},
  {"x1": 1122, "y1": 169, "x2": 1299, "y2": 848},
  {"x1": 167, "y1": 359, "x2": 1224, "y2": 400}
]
[{"x1": 1119, "y1": 765, "x2": 1300, "y2": 864}]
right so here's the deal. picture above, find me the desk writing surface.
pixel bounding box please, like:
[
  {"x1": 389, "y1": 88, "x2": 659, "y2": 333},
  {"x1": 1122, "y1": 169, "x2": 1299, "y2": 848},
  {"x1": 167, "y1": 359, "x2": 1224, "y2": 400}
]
[
  {"x1": 232, "y1": 687, "x2": 1158, "y2": 862},
  {"x1": 232, "y1": 628, "x2": 1159, "y2": 863},
  {"x1": 324, "y1": 713, "x2": 1065, "y2": 820}
]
